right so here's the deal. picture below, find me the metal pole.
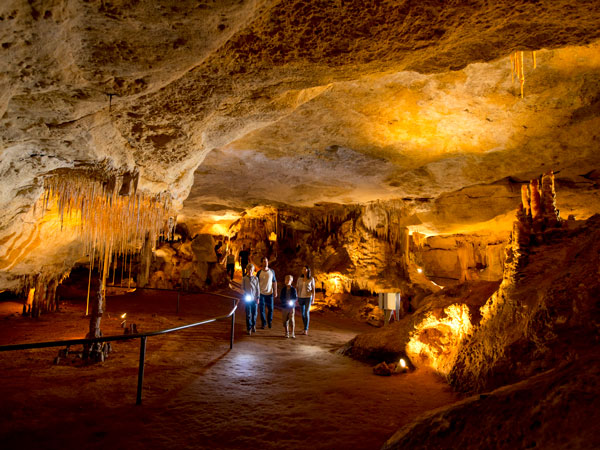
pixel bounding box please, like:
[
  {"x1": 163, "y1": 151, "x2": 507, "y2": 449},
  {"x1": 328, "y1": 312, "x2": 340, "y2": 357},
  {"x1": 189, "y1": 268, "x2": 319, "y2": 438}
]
[
  {"x1": 136, "y1": 336, "x2": 147, "y2": 405},
  {"x1": 230, "y1": 299, "x2": 235, "y2": 349}
]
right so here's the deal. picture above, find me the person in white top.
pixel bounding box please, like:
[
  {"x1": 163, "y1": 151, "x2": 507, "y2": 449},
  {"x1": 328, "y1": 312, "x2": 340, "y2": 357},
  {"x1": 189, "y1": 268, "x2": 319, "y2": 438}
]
[
  {"x1": 296, "y1": 266, "x2": 316, "y2": 335},
  {"x1": 256, "y1": 257, "x2": 277, "y2": 329}
]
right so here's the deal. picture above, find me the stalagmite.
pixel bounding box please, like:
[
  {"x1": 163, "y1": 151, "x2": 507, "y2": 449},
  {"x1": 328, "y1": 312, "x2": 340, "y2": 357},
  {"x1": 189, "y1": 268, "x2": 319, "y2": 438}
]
[
  {"x1": 530, "y1": 179, "x2": 542, "y2": 219},
  {"x1": 540, "y1": 171, "x2": 559, "y2": 227},
  {"x1": 521, "y1": 184, "x2": 531, "y2": 217}
]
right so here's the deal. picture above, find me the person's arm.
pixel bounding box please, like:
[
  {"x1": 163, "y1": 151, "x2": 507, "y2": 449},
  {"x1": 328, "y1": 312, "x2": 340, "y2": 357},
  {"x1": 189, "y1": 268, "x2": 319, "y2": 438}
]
[
  {"x1": 253, "y1": 278, "x2": 260, "y2": 303},
  {"x1": 311, "y1": 277, "x2": 316, "y2": 302},
  {"x1": 272, "y1": 270, "x2": 278, "y2": 298}
]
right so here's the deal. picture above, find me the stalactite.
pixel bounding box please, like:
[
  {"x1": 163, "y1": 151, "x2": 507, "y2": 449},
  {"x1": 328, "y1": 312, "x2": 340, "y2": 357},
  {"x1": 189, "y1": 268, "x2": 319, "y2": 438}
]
[
  {"x1": 510, "y1": 50, "x2": 537, "y2": 98},
  {"x1": 86, "y1": 248, "x2": 94, "y2": 316}
]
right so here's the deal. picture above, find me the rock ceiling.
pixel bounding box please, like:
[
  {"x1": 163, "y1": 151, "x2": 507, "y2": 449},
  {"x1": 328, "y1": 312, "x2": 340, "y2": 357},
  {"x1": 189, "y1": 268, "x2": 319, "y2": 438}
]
[{"x1": 2, "y1": 0, "x2": 600, "y2": 285}]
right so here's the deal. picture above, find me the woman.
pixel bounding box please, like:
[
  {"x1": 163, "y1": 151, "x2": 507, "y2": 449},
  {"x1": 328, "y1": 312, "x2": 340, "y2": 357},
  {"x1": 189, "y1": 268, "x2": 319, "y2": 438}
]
[{"x1": 296, "y1": 266, "x2": 316, "y2": 335}]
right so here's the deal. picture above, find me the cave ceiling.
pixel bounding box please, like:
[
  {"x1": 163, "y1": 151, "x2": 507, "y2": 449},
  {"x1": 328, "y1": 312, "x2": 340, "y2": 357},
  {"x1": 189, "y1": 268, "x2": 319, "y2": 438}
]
[{"x1": 2, "y1": 0, "x2": 600, "y2": 283}]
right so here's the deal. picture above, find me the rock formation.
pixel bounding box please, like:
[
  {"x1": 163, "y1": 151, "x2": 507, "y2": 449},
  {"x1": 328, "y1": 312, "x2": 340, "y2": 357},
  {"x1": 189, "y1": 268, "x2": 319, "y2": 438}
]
[
  {"x1": 1, "y1": 1, "x2": 600, "y2": 446},
  {"x1": 147, "y1": 233, "x2": 228, "y2": 291}
]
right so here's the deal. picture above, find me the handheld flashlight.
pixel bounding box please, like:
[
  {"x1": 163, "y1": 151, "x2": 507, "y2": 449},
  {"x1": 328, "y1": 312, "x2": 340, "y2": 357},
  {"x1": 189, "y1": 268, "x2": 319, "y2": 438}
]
[
  {"x1": 245, "y1": 294, "x2": 252, "y2": 302},
  {"x1": 288, "y1": 301, "x2": 294, "y2": 307}
]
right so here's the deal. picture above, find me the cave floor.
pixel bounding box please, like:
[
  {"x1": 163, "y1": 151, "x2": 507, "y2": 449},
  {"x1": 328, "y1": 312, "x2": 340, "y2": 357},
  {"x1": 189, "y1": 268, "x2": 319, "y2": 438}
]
[{"x1": 0, "y1": 289, "x2": 459, "y2": 450}]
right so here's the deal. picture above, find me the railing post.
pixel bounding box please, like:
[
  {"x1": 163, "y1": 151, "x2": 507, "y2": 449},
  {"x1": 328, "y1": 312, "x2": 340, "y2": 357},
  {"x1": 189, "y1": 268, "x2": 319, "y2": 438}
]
[
  {"x1": 136, "y1": 336, "x2": 147, "y2": 405},
  {"x1": 230, "y1": 299, "x2": 235, "y2": 349}
]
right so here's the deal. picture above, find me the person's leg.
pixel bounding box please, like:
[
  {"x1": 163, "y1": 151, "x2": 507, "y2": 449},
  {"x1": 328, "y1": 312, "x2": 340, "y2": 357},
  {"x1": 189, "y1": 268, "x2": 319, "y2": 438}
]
[
  {"x1": 250, "y1": 302, "x2": 258, "y2": 333},
  {"x1": 290, "y1": 307, "x2": 295, "y2": 338},
  {"x1": 249, "y1": 303, "x2": 257, "y2": 331},
  {"x1": 299, "y1": 298, "x2": 310, "y2": 332},
  {"x1": 266, "y1": 295, "x2": 274, "y2": 328},
  {"x1": 259, "y1": 294, "x2": 267, "y2": 328},
  {"x1": 283, "y1": 310, "x2": 289, "y2": 337},
  {"x1": 245, "y1": 303, "x2": 252, "y2": 333},
  {"x1": 304, "y1": 299, "x2": 310, "y2": 333}
]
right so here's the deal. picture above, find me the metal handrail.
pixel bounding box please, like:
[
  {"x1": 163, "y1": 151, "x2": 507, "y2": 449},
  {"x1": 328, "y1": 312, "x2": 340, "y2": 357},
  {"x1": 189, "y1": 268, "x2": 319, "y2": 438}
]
[{"x1": 0, "y1": 291, "x2": 239, "y2": 405}]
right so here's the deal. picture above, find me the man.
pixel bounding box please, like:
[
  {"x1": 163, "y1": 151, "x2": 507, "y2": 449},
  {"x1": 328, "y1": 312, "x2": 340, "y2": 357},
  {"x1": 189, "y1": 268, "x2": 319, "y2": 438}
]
[
  {"x1": 239, "y1": 244, "x2": 250, "y2": 276},
  {"x1": 257, "y1": 256, "x2": 277, "y2": 329}
]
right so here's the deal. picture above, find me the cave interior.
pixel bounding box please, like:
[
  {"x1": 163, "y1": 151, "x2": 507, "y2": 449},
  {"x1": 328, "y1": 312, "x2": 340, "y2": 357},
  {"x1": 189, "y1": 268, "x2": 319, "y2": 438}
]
[{"x1": 1, "y1": 1, "x2": 600, "y2": 449}]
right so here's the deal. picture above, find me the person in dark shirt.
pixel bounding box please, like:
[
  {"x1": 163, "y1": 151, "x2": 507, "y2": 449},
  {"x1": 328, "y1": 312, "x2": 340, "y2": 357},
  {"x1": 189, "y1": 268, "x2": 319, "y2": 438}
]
[
  {"x1": 280, "y1": 275, "x2": 298, "y2": 338},
  {"x1": 214, "y1": 241, "x2": 223, "y2": 262},
  {"x1": 239, "y1": 245, "x2": 250, "y2": 276}
]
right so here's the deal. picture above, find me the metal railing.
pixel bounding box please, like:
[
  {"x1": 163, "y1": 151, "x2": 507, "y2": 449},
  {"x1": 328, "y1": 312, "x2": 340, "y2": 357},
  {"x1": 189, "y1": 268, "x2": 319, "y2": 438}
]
[{"x1": 0, "y1": 291, "x2": 239, "y2": 405}]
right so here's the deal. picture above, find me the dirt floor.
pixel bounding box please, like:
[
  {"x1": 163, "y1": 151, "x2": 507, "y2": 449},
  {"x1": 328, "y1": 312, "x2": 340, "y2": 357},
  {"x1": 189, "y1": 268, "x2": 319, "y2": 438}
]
[{"x1": 0, "y1": 287, "x2": 460, "y2": 450}]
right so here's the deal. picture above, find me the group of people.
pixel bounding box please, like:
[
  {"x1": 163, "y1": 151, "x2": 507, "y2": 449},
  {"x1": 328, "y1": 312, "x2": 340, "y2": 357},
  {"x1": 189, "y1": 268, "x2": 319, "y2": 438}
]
[{"x1": 241, "y1": 257, "x2": 316, "y2": 338}]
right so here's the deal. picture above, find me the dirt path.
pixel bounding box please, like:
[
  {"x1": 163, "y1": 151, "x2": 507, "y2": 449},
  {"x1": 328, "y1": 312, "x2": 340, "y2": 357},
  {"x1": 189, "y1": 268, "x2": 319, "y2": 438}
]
[{"x1": 0, "y1": 291, "x2": 459, "y2": 449}]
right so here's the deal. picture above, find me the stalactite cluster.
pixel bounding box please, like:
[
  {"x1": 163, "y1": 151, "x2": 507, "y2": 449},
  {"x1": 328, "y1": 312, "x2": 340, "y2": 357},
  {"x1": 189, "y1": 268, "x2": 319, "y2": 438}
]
[
  {"x1": 19, "y1": 270, "x2": 70, "y2": 318},
  {"x1": 42, "y1": 169, "x2": 174, "y2": 281},
  {"x1": 362, "y1": 201, "x2": 410, "y2": 256},
  {"x1": 35, "y1": 167, "x2": 175, "y2": 355}
]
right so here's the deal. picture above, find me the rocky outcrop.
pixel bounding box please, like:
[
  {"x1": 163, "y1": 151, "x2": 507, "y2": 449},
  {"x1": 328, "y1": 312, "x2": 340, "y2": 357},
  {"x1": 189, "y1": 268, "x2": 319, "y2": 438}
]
[
  {"x1": 413, "y1": 233, "x2": 508, "y2": 285},
  {"x1": 343, "y1": 173, "x2": 600, "y2": 390},
  {"x1": 147, "y1": 234, "x2": 228, "y2": 291},
  {"x1": 339, "y1": 280, "x2": 500, "y2": 370},
  {"x1": 449, "y1": 174, "x2": 600, "y2": 394},
  {"x1": 383, "y1": 355, "x2": 600, "y2": 450}
]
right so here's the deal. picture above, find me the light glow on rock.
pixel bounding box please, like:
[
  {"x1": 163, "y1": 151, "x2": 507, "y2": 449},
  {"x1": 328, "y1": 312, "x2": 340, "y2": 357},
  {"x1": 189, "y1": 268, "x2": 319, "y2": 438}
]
[{"x1": 406, "y1": 303, "x2": 472, "y2": 376}]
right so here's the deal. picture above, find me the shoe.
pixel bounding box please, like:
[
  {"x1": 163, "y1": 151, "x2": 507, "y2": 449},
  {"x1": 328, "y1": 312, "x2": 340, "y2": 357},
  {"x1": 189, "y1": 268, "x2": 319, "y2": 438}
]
[
  {"x1": 252, "y1": 326, "x2": 256, "y2": 332},
  {"x1": 268, "y1": 323, "x2": 272, "y2": 329},
  {"x1": 285, "y1": 333, "x2": 289, "y2": 338},
  {"x1": 247, "y1": 330, "x2": 251, "y2": 335},
  {"x1": 291, "y1": 334, "x2": 295, "y2": 339},
  {"x1": 304, "y1": 330, "x2": 308, "y2": 335}
]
